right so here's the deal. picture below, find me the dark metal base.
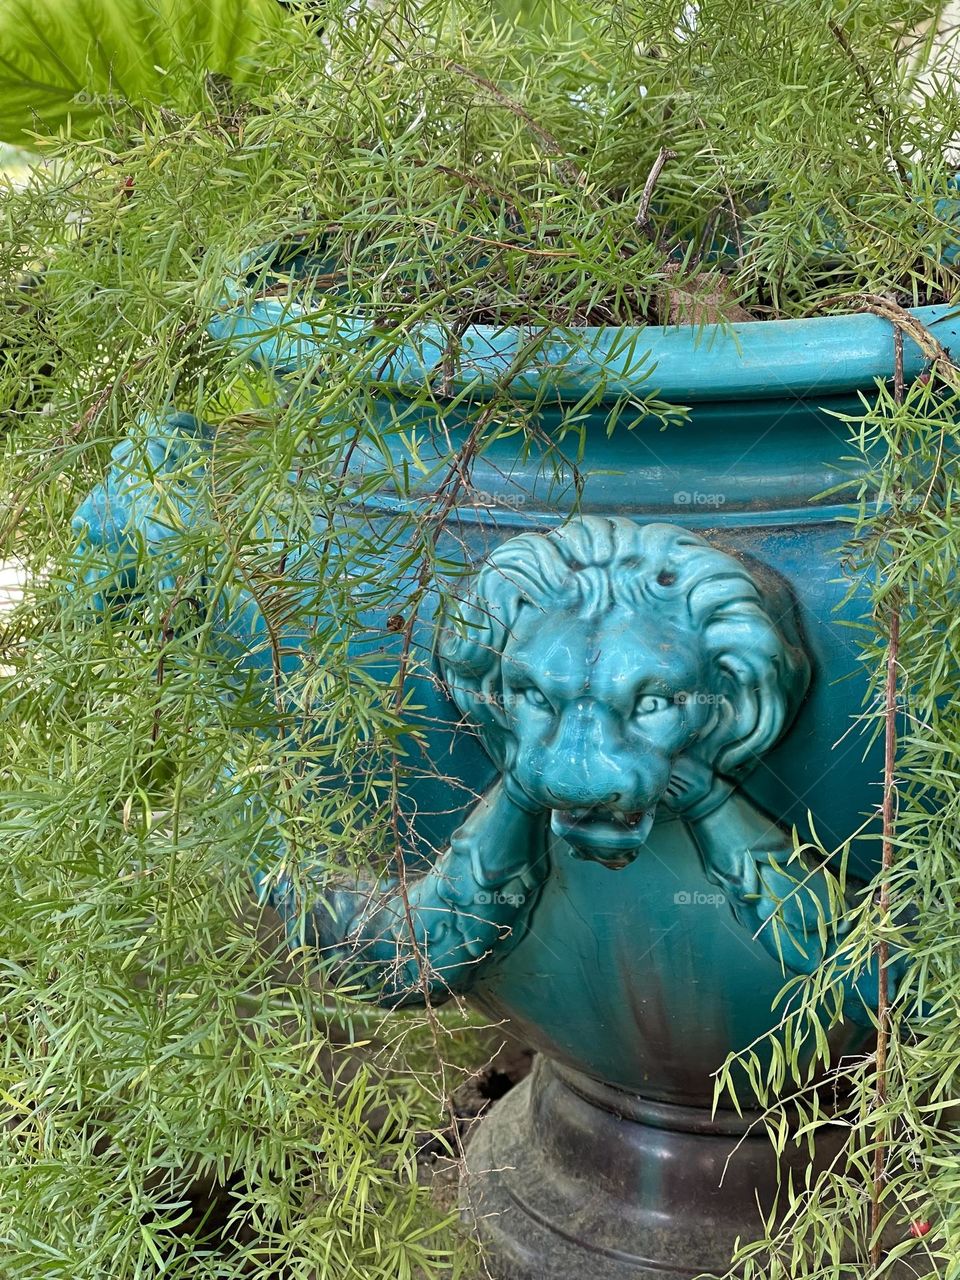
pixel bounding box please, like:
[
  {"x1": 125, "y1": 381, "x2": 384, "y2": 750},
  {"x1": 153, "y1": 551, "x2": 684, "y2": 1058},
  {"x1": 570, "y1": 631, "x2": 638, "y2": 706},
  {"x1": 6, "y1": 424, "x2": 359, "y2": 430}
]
[{"x1": 462, "y1": 1056, "x2": 848, "y2": 1280}]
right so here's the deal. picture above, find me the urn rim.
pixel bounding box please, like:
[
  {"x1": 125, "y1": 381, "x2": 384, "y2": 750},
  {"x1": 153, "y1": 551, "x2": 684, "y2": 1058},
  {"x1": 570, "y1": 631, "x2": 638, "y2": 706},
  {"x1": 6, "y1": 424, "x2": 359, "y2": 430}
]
[{"x1": 209, "y1": 247, "x2": 960, "y2": 405}]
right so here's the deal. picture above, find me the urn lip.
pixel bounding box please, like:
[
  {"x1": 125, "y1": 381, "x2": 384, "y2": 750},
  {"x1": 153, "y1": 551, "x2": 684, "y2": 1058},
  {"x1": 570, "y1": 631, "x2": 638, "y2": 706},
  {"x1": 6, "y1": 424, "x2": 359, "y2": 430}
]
[{"x1": 209, "y1": 248, "x2": 960, "y2": 405}]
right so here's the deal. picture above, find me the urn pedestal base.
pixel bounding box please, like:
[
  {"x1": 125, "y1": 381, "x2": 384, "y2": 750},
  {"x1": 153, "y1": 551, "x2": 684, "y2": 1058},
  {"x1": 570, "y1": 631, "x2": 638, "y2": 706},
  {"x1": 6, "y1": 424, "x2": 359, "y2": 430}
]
[{"x1": 462, "y1": 1057, "x2": 846, "y2": 1280}]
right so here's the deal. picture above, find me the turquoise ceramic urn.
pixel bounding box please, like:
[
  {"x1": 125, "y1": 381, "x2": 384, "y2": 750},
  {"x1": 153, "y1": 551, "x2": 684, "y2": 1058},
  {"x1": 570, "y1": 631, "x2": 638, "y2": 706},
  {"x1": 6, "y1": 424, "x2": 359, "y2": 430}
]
[{"x1": 72, "y1": 249, "x2": 953, "y2": 1279}]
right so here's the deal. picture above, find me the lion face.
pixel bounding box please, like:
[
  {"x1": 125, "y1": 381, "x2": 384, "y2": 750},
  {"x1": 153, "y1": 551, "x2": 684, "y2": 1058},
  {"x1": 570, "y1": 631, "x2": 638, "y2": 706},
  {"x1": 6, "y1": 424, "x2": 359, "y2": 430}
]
[
  {"x1": 438, "y1": 517, "x2": 811, "y2": 871},
  {"x1": 498, "y1": 601, "x2": 715, "y2": 867}
]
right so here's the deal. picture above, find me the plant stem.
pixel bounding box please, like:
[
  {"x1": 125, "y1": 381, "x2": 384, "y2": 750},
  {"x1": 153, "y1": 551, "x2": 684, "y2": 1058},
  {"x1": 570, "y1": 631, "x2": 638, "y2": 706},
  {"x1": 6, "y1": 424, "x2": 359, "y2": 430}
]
[
  {"x1": 636, "y1": 145, "x2": 677, "y2": 237},
  {"x1": 828, "y1": 21, "x2": 909, "y2": 186},
  {"x1": 870, "y1": 326, "x2": 903, "y2": 1268},
  {"x1": 870, "y1": 604, "x2": 899, "y2": 1265}
]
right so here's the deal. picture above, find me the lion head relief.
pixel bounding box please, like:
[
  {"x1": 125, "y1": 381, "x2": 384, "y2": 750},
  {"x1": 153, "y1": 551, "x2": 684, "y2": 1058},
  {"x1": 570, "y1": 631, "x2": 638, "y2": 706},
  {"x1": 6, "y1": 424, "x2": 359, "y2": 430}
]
[{"x1": 437, "y1": 517, "x2": 810, "y2": 868}]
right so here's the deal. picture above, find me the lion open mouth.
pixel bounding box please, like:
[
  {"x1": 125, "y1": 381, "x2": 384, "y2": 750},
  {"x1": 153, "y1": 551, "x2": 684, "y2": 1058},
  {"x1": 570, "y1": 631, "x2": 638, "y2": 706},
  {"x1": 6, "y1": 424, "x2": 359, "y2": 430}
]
[{"x1": 550, "y1": 807, "x2": 656, "y2": 867}]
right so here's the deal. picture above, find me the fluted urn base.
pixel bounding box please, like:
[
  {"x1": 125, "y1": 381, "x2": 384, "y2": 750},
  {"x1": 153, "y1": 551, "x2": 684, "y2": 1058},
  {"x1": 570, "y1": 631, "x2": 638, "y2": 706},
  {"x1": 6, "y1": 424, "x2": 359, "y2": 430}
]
[{"x1": 462, "y1": 1056, "x2": 847, "y2": 1280}]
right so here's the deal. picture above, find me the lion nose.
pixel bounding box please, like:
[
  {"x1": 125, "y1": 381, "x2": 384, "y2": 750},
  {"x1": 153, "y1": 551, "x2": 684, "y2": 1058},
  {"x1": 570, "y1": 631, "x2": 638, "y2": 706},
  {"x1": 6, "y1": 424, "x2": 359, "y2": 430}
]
[{"x1": 544, "y1": 703, "x2": 633, "y2": 809}]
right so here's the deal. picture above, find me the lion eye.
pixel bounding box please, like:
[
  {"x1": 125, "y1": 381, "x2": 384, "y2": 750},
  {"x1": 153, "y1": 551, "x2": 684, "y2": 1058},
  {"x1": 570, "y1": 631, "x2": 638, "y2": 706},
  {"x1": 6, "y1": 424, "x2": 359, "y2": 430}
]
[
  {"x1": 518, "y1": 685, "x2": 550, "y2": 709},
  {"x1": 634, "y1": 694, "x2": 671, "y2": 715}
]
